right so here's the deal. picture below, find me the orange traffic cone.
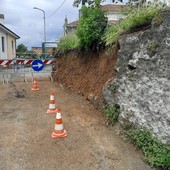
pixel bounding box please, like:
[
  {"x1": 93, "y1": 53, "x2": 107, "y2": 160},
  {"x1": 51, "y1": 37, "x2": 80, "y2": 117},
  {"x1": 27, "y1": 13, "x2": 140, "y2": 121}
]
[
  {"x1": 31, "y1": 78, "x2": 39, "y2": 91},
  {"x1": 47, "y1": 93, "x2": 58, "y2": 114},
  {"x1": 52, "y1": 108, "x2": 67, "y2": 138}
]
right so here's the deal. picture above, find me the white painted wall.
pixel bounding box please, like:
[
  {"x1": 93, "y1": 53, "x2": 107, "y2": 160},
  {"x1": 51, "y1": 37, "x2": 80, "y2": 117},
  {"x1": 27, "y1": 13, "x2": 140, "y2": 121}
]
[
  {"x1": 106, "y1": 12, "x2": 125, "y2": 21},
  {"x1": 7, "y1": 34, "x2": 16, "y2": 59},
  {"x1": 0, "y1": 29, "x2": 17, "y2": 59},
  {"x1": 0, "y1": 31, "x2": 7, "y2": 59}
]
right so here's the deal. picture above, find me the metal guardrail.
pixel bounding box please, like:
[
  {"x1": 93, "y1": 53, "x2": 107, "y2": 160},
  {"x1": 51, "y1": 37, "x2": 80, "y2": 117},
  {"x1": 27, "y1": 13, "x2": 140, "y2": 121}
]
[{"x1": 0, "y1": 59, "x2": 57, "y2": 84}]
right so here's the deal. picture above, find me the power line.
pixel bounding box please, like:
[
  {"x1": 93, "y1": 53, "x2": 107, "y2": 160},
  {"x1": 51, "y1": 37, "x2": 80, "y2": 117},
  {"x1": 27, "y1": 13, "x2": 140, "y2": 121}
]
[{"x1": 47, "y1": 0, "x2": 67, "y2": 18}]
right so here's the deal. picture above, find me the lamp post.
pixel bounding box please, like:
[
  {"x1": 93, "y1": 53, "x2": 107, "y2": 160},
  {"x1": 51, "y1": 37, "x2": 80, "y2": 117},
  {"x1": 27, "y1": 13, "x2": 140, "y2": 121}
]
[{"x1": 33, "y1": 7, "x2": 46, "y2": 58}]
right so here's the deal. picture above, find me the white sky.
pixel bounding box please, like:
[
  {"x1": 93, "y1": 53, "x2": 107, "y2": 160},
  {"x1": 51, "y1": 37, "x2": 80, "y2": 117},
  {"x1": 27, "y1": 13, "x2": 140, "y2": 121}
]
[{"x1": 0, "y1": 0, "x2": 125, "y2": 49}]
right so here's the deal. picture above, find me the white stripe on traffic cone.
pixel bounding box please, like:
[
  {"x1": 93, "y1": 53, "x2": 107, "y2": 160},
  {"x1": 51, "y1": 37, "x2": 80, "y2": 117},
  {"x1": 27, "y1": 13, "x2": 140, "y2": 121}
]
[{"x1": 52, "y1": 108, "x2": 67, "y2": 138}]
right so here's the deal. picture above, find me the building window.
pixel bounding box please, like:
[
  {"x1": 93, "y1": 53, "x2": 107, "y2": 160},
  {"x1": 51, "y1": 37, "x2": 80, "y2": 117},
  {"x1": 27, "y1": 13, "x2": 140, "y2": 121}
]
[
  {"x1": 12, "y1": 40, "x2": 14, "y2": 53},
  {"x1": 2, "y1": 36, "x2": 5, "y2": 52}
]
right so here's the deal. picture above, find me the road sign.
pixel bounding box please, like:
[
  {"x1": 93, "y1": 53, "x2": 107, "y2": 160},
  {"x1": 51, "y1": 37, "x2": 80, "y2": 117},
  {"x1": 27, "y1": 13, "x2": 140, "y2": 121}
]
[{"x1": 32, "y1": 59, "x2": 44, "y2": 72}]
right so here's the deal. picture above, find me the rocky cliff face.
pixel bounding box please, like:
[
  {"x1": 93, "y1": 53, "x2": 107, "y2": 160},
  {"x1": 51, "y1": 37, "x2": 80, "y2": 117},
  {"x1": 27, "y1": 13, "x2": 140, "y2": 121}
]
[{"x1": 103, "y1": 9, "x2": 170, "y2": 144}]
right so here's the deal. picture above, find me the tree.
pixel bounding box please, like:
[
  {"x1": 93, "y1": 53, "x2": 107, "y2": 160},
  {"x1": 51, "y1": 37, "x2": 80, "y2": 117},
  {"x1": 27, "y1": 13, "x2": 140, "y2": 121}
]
[
  {"x1": 73, "y1": 0, "x2": 148, "y2": 7},
  {"x1": 73, "y1": 0, "x2": 106, "y2": 7},
  {"x1": 27, "y1": 50, "x2": 38, "y2": 59},
  {"x1": 76, "y1": 0, "x2": 107, "y2": 51},
  {"x1": 16, "y1": 44, "x2": 28, "y2": 57},
  {"x1": 127, "y1": 0, "x2": 146, "y2": 7}
]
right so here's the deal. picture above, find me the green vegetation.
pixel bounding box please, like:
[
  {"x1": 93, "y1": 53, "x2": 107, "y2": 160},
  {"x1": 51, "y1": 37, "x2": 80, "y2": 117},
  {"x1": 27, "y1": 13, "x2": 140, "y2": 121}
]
[
  {"x1": 152, "y1": 11, "x2": 164, "y2": 26},
  {"x1": 57, "y1": 5, "x2": 162, "y2": 53},
  {"x1": 57, "y1": 32, "x2": 80, "y2": 54},
  {"x1": 110, "y1": 84, "x2": 118, "y2": 94},
  {"x1": 104, "y1": 104, "x2": 119, "y2": 126},
  {"x1": 147, "y1": 40, "x2": 159, "y2": 56},
  {"x1": 16, "y1": 44, "x2": 28, "y2": 57},
  {"x1": 16, "y1": 44, "x2": 38, "y2": 59},
  {"x1": 123, "y1": 126, "x2": 170, "y2": 169},
  {"x1": 73, "y1": 0, "x2": 106, "y2": 7},
  {"x1": 58, "y1": 0, "x2": 107, "y2": 53},
  {"x1": 77, "y1": 2, "x2": 107, "y2": 51},
  {"x1": 103, "y1": 6, "x2": 161, "y2": 46}
]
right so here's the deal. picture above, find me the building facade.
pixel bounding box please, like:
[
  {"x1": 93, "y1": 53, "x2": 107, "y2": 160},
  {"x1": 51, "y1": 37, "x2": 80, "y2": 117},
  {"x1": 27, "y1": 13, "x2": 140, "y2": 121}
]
[
  {"x1": 0, "y1": 14, "x2": 20, "y2": 60},
  {"x1": 64, "y1": 16, "x2": 79, "y2": 35},
  {"x1": 31, "y1": 47, "x2": 54, "y2": 55},
  {"x1": 100, "y1": 4, "x2": 128, "y2": 26}
]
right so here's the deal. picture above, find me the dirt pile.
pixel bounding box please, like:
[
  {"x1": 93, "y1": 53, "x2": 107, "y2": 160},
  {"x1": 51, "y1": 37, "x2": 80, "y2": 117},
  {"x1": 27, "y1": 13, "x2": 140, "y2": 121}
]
[{"x1": 53, "y1": 47, "x2": 118, "y2": 106}]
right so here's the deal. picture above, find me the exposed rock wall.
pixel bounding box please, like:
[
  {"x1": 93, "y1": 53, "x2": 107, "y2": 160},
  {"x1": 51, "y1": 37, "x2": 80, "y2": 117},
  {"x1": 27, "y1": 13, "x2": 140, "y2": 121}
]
[{"x1": 103, "y1": 9, "x2": 170, "y2": 144}]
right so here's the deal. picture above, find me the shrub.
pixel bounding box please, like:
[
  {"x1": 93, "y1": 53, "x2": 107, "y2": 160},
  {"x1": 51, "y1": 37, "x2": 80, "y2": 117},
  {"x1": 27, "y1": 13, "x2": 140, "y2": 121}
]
[
  {"x1": 103, "y1": 6, "x2": 161, "y2": 46},
  {"x1": 123, "y1": 127, "x2": 170, "y2": 169},
  {"x1": 104, "y1": 104, "x2": 119, "y2": 126},
  {"x1": 57, "y1": 32, "x2": 80, "y2": 53},
  {"x1": 77, "y1": 4, "x2": 107, "y2": 51}
]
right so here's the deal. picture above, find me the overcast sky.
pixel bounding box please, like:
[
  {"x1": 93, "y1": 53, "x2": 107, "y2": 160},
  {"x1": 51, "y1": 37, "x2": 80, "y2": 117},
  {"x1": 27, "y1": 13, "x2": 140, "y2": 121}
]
[{"x1": 0, "y1": 0, "x2": 123, "y2": 49}]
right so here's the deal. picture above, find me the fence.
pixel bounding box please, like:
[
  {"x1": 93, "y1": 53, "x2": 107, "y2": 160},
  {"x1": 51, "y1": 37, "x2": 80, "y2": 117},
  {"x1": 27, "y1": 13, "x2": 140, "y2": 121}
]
[{"x1": 0, "y1": 58, "x2": 57, "y2": 84}]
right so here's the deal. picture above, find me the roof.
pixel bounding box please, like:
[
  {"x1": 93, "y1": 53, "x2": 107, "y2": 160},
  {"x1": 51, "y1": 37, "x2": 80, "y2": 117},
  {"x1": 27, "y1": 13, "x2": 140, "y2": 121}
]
[
  {"x1": 66, "y1": 21, "x2": 79, "y2": 27},
  {"x1": 0, "y1": 23, "x2": 20, "y2": 39},
  {"x1": 66, "y1": 19, "x2": 118, "y2": 27},
  {"x1": 100, "y1": 4, "x2": 128, "y2": 12},
  {"x1": 32, "y1": 47, "x2": 54, "y2": 49},
  {"x1": 65, "y1": 4, "x2": 128, "y2": 27}
]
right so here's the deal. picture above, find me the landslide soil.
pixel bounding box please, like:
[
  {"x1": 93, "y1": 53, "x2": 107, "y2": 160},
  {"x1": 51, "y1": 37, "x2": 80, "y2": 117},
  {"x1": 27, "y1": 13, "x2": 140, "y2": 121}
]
[
  {"x1": 0, "y1": 79, "x2": 155, "y2": 170},
  {"x1": 53, "y1": 49, "x2": 118, "y2": 106}
]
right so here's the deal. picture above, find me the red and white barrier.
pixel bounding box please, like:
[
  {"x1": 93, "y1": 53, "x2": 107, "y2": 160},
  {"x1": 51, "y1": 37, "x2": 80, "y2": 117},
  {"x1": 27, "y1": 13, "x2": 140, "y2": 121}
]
[
  {"x1": 0, "y1": 60, "x2": 13, "y2": 66},
  {"x1": 42, "y1": 60, "x2": 54, "y2": 65},
  {"x1": 15, "y1": 60, "x2": 33, "y2": 65},
  {"x1": 0, "y1": 59, "x2": 54, "y2": 66}
]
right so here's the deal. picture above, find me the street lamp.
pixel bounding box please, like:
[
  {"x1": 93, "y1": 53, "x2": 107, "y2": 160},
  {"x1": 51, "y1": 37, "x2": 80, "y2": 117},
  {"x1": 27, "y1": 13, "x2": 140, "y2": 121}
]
[{"x1": 33, "y1": 7, "x2": 46, "y2": 58}]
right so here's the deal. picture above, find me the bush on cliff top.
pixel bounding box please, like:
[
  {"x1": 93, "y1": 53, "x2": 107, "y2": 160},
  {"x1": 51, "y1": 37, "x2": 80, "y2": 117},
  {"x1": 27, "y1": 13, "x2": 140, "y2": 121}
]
[
  {"x1": 57, "y1": 6, "x2": 161, "y2": 53},
  {"x1": 57, "y1": 32, "x2": 80, "y2": 54},
  {"x1": 103, "y1": 6, "x2": 161, "y2": 46},
  {"x1": 76, "y1": 4, "x2": 107, "y2": 51}
]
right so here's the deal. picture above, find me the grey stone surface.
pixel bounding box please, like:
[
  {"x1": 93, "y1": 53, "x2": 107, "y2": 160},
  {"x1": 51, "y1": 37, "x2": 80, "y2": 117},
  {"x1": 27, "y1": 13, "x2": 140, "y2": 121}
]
[{"x1": 103, "y1": 9, "x2": 170, "y2": 144}]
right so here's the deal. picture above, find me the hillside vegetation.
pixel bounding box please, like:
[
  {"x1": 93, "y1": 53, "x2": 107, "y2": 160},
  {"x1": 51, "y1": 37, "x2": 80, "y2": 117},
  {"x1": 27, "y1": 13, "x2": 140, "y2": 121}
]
[{"x1": 57, "y1": 6, "x2": 161, "y2": 53}]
